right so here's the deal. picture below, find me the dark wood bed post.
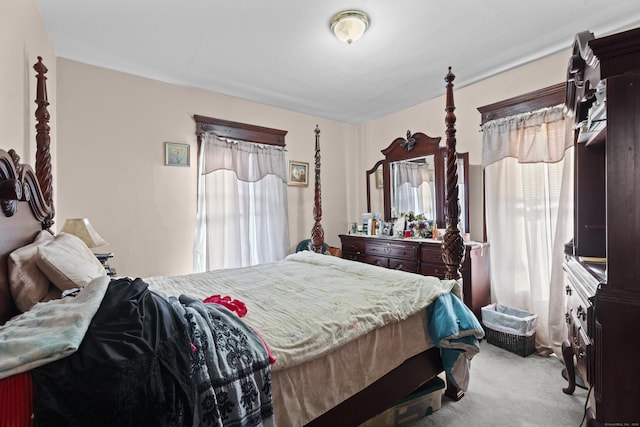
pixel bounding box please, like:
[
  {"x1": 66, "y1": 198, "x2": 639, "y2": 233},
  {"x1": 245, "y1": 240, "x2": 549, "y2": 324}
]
[
  {"x1": 441, "y1": 67, "x2": 466, "y2": 402},
  {"x1": 442, "y1": 67, "x2": 465, "y2": 281},
  {"x1": 33, "y1": 57, "x2": 54, "y2": 229},
  {"x1": 310, "y1": 125, "x2": 324, "y2": 252}
]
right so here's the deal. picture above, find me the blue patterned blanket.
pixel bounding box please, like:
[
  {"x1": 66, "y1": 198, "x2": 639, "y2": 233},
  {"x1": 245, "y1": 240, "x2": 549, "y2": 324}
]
[{"x1": 427, "y1": 292, "x2": 485, "y2": 391}]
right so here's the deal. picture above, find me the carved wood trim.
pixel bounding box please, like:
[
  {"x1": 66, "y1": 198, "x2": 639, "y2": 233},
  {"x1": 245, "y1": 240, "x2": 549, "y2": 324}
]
[
  {"x1": 565, "y1": 31, "x2": 598, "y2": 120},
  {"x1": 0, "y1": 149, "x2": 51, "y2": 222},
  {"x1": 442, "y1": 67, "x2": 465, "y2": 281},
  {"x1": 589, "y1": 27, "x2": 640, "y2": 79},
  {"x1": 194, "y1": 115, "x2": 287, "y2": 147},
  {"x1": 310, "y1": 125, "x2": 324, "y2": 252},
  {"x1": 33, "y1": 57, "x2": 54, "y2": 228},
  {"x1": 477, "y1": 82, "x2": 566, "y2": 125},
  {"x1": 0, "y1": 57, "x2": 55, "y2": 225},
  {"x1": 380, "y1": 131, "x2": 442, "y2": 221},
  {"x1": 380, "y1": 131, "x2": 441, "y2": 161}
]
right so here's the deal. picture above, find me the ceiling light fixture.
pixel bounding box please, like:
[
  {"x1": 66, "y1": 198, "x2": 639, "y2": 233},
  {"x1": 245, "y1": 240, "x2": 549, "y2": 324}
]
[{"x1": 330, "y1": 10, "x2": 369, "y2": 45}]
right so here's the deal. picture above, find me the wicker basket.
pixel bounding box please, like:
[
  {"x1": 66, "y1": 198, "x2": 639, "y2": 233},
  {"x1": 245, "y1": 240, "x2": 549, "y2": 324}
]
[
  {"x1": 481, "y1": 304, "x2": 537, "y2": 357},
  {"x1": 484, "y1": 325, "x2": 536, "y2": 357}
]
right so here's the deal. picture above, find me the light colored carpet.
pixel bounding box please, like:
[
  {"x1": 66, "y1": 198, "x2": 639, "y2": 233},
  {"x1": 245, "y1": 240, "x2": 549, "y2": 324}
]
[{"x1": 405, "y1": 340, "x2": 588, "y2": 427}]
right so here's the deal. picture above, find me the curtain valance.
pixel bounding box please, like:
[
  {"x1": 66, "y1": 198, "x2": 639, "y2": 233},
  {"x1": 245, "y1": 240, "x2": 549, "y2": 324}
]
[
  {"x1": 481, "y1": 105, "x2": 571, "y2": 168},
  {"x1": 395, "y1": 161, "x2": 433, "y2": 187},
  {"x1": 200, "y1": 132, "x2": 287, "y2": 182}
]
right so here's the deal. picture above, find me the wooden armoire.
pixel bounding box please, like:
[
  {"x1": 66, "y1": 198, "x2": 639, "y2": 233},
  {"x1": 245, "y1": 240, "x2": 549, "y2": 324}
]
[{"x1": 562, "y1": 27, "x2": 640, "y2": 425}]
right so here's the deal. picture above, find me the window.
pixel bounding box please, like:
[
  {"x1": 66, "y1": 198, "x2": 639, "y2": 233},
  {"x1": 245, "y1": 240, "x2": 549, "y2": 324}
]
[{"x1": 193, "y1": 116, "x2": 290, "y2": 271}]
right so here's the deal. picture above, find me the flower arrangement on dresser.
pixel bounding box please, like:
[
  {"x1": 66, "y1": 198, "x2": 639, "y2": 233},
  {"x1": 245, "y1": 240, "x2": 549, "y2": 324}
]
[{"x1": 403, "y1": 212, "x2": 435, "y2": 239}]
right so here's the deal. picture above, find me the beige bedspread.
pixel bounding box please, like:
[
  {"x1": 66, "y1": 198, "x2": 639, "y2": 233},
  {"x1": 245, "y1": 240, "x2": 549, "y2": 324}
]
[
  {"x1": 145, "y1": 251, "x2": 458, "y2": 370},
  {"x1": 145, "y1": 251, "x2": 460, "y2": 424}
]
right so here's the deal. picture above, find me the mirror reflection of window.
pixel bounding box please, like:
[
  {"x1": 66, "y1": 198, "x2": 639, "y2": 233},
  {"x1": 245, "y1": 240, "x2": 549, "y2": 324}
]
[
  {"x1": 443, "y1": 154, "x2": 467, "y2": 233},
  {"x1": 369, "y1": 165, "x2": 384, "y2": 214},
  {"x1": 391, "y1": 157, "x2": 436, "y2": 219}
]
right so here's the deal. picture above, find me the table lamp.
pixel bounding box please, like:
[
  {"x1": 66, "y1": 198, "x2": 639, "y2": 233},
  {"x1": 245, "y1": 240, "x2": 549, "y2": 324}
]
[{"x1": 59, "y1": 218, "x2": 108, "y2": 248}]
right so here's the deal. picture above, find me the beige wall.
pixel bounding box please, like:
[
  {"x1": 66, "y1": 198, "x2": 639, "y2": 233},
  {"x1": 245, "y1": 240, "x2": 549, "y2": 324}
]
[
  {"x1": 55, "y1": 59, "x2": 355, "y2": 277},
  {"x1": 1, "y1": 0, "x2": 56, "y2": 167},
  {"x1": 5, "y1": 0, "x2": 574, "y2": 278}
]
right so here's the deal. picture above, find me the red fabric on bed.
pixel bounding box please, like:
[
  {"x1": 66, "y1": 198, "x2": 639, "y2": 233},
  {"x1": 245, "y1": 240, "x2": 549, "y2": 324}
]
[
  {"x1": 203, "y1": 294, "x2": 247, "y2": 317},
  {"x1": 0, "y1": 372, "x2": 34, "y2": 426}
]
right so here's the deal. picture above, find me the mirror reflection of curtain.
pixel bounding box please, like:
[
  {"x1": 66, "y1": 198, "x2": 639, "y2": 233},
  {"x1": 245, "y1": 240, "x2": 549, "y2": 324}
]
[
  {"x1": 193, "y1": 133, "x2": 290, "y2": 271},
  {"x1": 482, "y1": 104, "x2": 573, "y2": 357},
  {"x1": 393, "y1": 161, "x2": 434, "y2": 218},
  {"x1": 443, "y1": 156, "x2": 467, "y2": 232}
]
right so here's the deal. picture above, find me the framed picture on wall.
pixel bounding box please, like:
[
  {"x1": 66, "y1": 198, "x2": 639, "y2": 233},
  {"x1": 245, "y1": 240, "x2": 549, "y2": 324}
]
[
  {"x1": 288, "y1": 161, "x2": 308, "y2": 186},
  {"x1": 165, "y1": 142, "x2": 190, "y2": 167}
]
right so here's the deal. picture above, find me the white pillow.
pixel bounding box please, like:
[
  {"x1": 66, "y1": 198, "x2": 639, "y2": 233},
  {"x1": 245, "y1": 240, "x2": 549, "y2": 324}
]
[
  {"x1": 35, "y1": 232, "x2": 107, "y2": 291},
  {"x1": 8, "y1": 230, "x2": 55, "y2": 312}
]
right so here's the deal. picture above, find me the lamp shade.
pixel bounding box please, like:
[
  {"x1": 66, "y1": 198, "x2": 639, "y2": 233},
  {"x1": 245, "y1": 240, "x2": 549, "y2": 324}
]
[
  {"x1": 330, "y1": 10, "x2": 369, "y2": 44},
  {"x1": 60, "y1": 218, "x2": 108, "y2": 248}
]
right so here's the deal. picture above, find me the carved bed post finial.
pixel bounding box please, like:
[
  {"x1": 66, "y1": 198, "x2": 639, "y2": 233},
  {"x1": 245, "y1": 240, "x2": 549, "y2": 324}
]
[
  {"x1": 310, "y1": 125, "x2": 324, "y2": 253},
  {"x1": 34, "y1": 57, "x2": 54, "y2": 228},
  {"x1": 442, "y1": 67, "x2": 465, "y2": 280}
]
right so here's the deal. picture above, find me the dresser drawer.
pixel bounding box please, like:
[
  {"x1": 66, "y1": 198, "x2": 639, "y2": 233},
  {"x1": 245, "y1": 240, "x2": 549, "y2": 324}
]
[
  {"x1": 343, "y1": 251, "x2": 366, "y2": 262},
  {"x1": 342, "y1": 239, "x2": 365, "y2": 254},
  {"x1": 570, "y1": 314, "x2": 591, "y2": 385},
  {"x1": 419, "y1": 263, "x2": 446, "y2": 279},
  {"x1": 366, "y1": 242, "x2": 418, "y2": 261},
  {"x1": 566, "y1": 291, "x2": 589, "y2": 335},
  {"x1": 565, "y1": 280, "x2": 591, "y2": 337},
  {"x1": 420, "y1": 246, "x2": 443, "y2": 264},
  {"x1": 388, "y1": 259, "x2": 418, "y2": 273},
  {"x1": 364, "y1": 255, "x2": 389, "y2": 268}
]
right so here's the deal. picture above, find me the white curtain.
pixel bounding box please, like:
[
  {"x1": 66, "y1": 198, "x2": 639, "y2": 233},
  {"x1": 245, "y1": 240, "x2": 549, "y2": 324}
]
[
  {"x1": 193, "y1": 133, "x2": 290, "y2": 271},
  {"x1": 393, "y1": 161, "x2": 434, "y2": 218},
  {"x1": 482, "y1": 105, "x2": 573, "y2": 357}
]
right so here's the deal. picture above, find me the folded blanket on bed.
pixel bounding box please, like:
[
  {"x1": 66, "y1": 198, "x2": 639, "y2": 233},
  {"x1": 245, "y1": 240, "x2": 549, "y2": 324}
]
[
  {"x1": 0, "y1": 275, "x2": 109, "y2": 380},
  {"x1": 428, "y1": 292, "x2": 485, "y2": 391}
]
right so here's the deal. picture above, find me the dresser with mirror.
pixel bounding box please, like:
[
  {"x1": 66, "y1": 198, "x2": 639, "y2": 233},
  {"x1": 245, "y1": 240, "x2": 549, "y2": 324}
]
[{"x1": 341, "y1": 130, "x2": 489, "y2": 319}]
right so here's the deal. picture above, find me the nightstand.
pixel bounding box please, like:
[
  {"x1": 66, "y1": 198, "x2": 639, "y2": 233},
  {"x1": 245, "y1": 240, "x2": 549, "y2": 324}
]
[{"x1": 95, "y1": 252, "x2": 117, "y2": 276}]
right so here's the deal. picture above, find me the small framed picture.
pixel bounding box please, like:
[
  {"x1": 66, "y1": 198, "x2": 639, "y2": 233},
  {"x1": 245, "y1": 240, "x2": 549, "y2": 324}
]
[
  {"x1": 288, "y1": 161, "x2": 309, "y2": 186},
  {"x1": 375, "y1": 168, "x2": 383, "y2": 189},
  {"x1": 165, "y1": 142, "x2": 190, "y2": 167},
  {"x1": 381, "y1": 221, "x2": 393, "y2": 236}
]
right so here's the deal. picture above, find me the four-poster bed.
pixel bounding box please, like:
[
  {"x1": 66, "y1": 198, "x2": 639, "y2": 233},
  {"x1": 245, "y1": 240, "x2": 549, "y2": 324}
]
[{"x1": 0, "y1": 58, "x2": 481, "y2": 426}]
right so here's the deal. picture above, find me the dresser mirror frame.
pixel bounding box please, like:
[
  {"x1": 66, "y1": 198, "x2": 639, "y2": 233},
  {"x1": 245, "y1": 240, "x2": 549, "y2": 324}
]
[{"x1": 366, "y1": 131, "x2": 469, "y2": 232}]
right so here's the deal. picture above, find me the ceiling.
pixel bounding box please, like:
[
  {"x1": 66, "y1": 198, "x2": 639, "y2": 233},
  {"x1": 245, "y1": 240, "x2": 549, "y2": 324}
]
[{"x1": 36, "y1": 0, "x2": 640, "y2": 125}]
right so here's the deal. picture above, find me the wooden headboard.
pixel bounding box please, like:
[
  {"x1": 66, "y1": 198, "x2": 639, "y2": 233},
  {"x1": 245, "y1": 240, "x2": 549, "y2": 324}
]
[{"x1": 0, "y1": 57, "x2": 54, "y2": 324}]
